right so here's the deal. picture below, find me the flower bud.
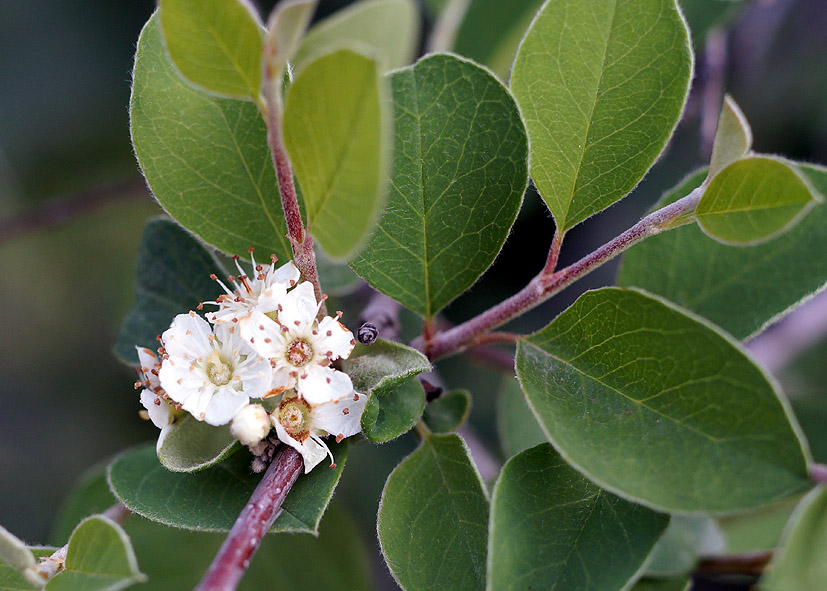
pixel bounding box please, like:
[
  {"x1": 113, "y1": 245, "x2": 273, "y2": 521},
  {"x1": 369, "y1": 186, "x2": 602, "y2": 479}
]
[{"x1": 231, "y1": 404, "x2": 271, "y2": 446}]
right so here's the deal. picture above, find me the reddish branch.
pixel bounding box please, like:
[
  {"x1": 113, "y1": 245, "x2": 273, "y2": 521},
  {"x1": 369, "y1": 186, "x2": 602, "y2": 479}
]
[
  {"x1": 196, "y1": 446, "x2": 303, "y2": 591},
  {"x1": 423, "y1": 187, "x2": 703, "y2": 360}
]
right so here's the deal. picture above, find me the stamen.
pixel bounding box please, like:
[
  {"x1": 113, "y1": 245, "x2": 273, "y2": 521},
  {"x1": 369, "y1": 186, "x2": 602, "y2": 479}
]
[{"x1": 210, "y1": 274, "x2": 235, "y2": 296}]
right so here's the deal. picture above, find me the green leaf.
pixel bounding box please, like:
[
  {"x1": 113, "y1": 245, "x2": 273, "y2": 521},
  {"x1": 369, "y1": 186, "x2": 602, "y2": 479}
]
[
  {"x1": 510, "y1": 0, "x2": 693, "y2": 232},
  {"x1": 515, "y1": 287, "x2": 811, "y2": 513},
  {"x1": 760, "y1": 485, "x2": 827, "y2": 591},
  {"x1": 114, "y1": 218, "x2": 223, "y2": 365},
  {"x1": 131, "y1": 15, "x2": 291, "y2": 259},
  {"x1": 0, "y1": 526, "x2": 36, "y2": 573},
  {"x1": 489, "y1": 444, "x2": 668, "y2": 591},
  {"x1": 495, "y1": 375, "x2": 546, "y2": 458},
  {"x1": 107, "y1": 443, "x2": 346, "y2": 533},
  {"x1": 159, "y1": 0, "x2": 263, "y2": 100},
  {"x1": 52, "y1": 468, "x2": 371, "y2": 591},
  {"x1": 339, "y1": 339, "x2": 431, "y2": 442},
  {"x1": 618, "y1": 165, "x2": 827, "y2": 340},
  {"x1": 283, "y1": 48, "x2": 388, "y2": 259},
  {"x1": 718, "y1": 497, "x2": 800, "y2": 554},
  {"x1": 422, "y1": 390, "x2": 471, "y2": 434},
  {"x1": 46, "y1": 516, "x2": 145, "y2": 591},
  {"x1": 350, "y1": 53, "x2": 528, "y2": 318},
  {"x1": 452, "y1": 0, "x2": 543, "y2": 78},
  {"x1": 264, "y1": 0, "x2": 317, "y2": 84},
  {"x1": 630, "y1": 578, "x2": 690, "y2": 591},
  {"x1": 708, "y1": 95, "x2": 752, "y2": 178},
  {"x1": 0, "y1": 548, "x2": 56, "y2": 591},
  {"x1": 645, "y1": 515, "x2": 725, "y2": 577},
  {"x1": 696, "y1": 157, "x2": 820, "y2": 245},
  {"x1": 156, "y1": 415, "x2": 238, "y2": 473},
  {"x1": 292, "y1": 0, "x2": 419, "y2": 73},
  {"x1": 378, "y1": 433, "x2": 488, "y2": 591}
]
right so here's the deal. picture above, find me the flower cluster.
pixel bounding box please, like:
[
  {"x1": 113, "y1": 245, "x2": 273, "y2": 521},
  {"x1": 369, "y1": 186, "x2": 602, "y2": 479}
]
[{"x1": 135, "y1": 251, "x2": 365, "y2": 473}]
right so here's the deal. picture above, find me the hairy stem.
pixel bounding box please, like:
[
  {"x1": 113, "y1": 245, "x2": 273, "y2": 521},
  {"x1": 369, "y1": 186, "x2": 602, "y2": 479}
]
[
  {"x1": 262, "y1": 73, "x2": 325, "y2": 314},
  {"x1": 424, "y1": 188, "x2": 703, "y2": 360},
  {"x1": 195, "y1": 446, "x2": 303, "y2": 591}
]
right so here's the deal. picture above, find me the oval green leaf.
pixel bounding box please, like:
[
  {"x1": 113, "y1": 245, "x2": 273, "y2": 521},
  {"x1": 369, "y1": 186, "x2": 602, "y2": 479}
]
[
  {"x1": 47, "y1": 516, "x2": 146, "y2": 591},
  {"x1": 378, "y1": 433, "x2": 489, "y2": 591},
  {"x1": 0, "y1": 526, "x2": 35, "y2": 573},
  {"x1": 339, "y1": 339, "x2": 431, "y2": 443},
  {"x1": 0, "y1": 548, "x2": 55, "y2": 591},
  {"x1": 718, "y1": 497, "x2": 800, "y2": 554},
  {"x1": 108, "y1": 443, "x2": 346, "y2": 533},
  {"x1": 645, "y1": 515, "x2": 724, "y2": 577},
  {"x1": 264, "y1": 0, "x2": 317, "y2": 82},
  {"x1": 292, "y1": 0, "x2": 419, "y2": 73},
  {"x1": 510, "y1": 0, "x2": 693, "y2": 232},
  {"x1": 760, "y1": 485, "x2": 827, "y2": 591},
  {"x1": 156, "y1": 415, "x2": 238, "y2": 473},
  {"x1": 114, "y1": 218, "x2": 223, "y2": 365},
  {"x1": 159, "y1": 0, "x2": 263, "y2": 100},
  {"x1": 131, "y1": 15, "x2": 290, "y2": 259},
  {"x1": 489, "y1": 444, "x2": 668, "y2": 591},
  {"x1": 422, "y1": 389, "x2": 471, "y2": 434},
  {"x1": 618, "y1": 164, "x2": 827, "y2": 340},
  {"x1": 708, "y1": 95, "x2": 752, "y2": 178},
  {"x1": 283, "y1": 48, "x2": 388, "y2": 259},
  {"x1": 516, "y1": 287, "x2": 811, "y2": 513},
  {"x1": 350, "y1": 53, "x2": 528, "y2": 318},
  {"x1": 697, "y1": 157, "x2": 820, "y2": 245}
]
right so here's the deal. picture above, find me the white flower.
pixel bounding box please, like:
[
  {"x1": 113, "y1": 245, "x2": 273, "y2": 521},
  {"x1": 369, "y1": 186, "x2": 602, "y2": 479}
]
[
  {"x1": 273, "y1": 391, "x2": 367, "y2": 473},
  {"x1": 247, "y1": 281, "x2": 357, "y2": 405},
  {"x1": 159, "y1": 312, "x2": 272, "y2": 426},
  {"x1": 231, "y1": 403, "x2": 271, "y2": 446},
  {"x1": 136, "y1": 347, "x2": 178, "y2": 450},
  {"x1": 204, "y1": 250, "x2": 300, "y2": 344}
]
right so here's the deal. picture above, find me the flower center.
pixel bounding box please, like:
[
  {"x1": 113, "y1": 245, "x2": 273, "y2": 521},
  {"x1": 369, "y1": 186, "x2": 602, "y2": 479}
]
[
  {"x1": 277, "y1": 397, "x2": 311, "y2": 441},
  {"x1": 286, "y1": 338, "x2": 313, "y2": 367},
  {"x1": 205, "y1": 352, "x2": 233, "y2": 386}
]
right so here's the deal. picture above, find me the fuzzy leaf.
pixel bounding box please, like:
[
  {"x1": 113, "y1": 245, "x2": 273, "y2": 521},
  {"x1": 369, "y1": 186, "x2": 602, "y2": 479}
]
[
  {"x1": 156, "y1": 416, "x2": 238, "y2": 473},
  {"x1": 718, "y1": 497, "x2": 800, "y2": 554},
  {"x1": 283, "y1": 48, "x2": 388, "y2": 259},
  {"x1": 46, "y1": 516, "x2": 145, "y2": 591},
  {"x1": 0, "y1": 548, "x2": 57, "y2": 591},
  {"x1": 159, "y1": 0, "x2": 263, "y2": 99},
  {"x1": 760, "y1": 485, "x2": 827, "y2": 591},
  {"x1": 107, "y1": 443, "x2": 346, "y2": 533},
  {"x1": 350, "y1": 53, "x2": 528, "y2": 318},
  {"x1": 0, "y1": 526, "x2": 36, "y2": 573},
  {"x1": 340, "y1": 339, "x2": 431, "y2": 442},
  {"x1": 422, "y1": 390, "x2": 471, "y2": 434},
  {"x1": 488, "y1": 444, "x2": 668, "y2": 591},
  {"x1": 618, "y1": 165, "x2": 827, "y2": 340},
  {"x1": 131, "y1": 15, "x2": 291, "y2": 259},
  {"x1": 708, "y1": 95, "x2": 752, "y2": 178},
  {"x1": 645, "y1": 515, "x2": 725, "y2": 577},
  {"x1": 510, "y1": 0, "x2": 693, "y2": 232},
  {"x1": 292, "y1": 0, "x2": 419, "y2": 73},
  {"x1": 264, "y1": 0, "x2": 317, "y2": 82},
  {"x1": 696, "y1": 157, "x2": 820, "y2": 245},
  {"x1": 114, "y1": 218, "x2": 222, "y2": 365},
  {"x1": 515, "y1": 287, "x2": 811, "y2": 513},
  {"x1": 377, "y1": 433, "x2": 488, "y2": 591}
]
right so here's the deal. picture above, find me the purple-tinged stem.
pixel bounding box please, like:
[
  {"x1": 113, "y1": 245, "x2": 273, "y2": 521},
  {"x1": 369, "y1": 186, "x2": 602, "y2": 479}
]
[
  {"x1": 811, "y1": 463, "x2": 827, "y2": 484},
  {"x1": 195, "y1": 446, "x2": 303, "y2": 591}
]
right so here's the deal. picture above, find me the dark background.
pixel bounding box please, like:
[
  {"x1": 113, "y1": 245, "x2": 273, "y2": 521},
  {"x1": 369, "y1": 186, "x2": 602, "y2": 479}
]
[{"x1": 0, "y1": 1, "x2": 825, "y2": 589}]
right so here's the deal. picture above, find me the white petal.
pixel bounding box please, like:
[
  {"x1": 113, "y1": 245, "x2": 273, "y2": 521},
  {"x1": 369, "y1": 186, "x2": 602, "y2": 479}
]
[
  {"x1": 270, "y1": 260, "x2": 300, "y2": 286},
  {"x1": 156, "y1": 423, "x2": 174, "y2": 453},
  {"x1": 136, "y1": 347, "x2": 158, "y2": 371},
  {"x1": 140, "y1": 390, "x2": 172, "y2": 430},
  {"x1": 316, "y1": 316, "x2": 356, "y2": 360},
  {"x1": 239, "y1": 311, "x2": 286, "y2": 358},
  {"x1": 310, "y1": 392, "x2": 366, "y2": 439},
  {"x1": 204, "y1": 387, "x2": 249, "y2": 426},
  {"x1": 273, "y1": 421, "x2": 327, "y2": 473},
  {"x1": 278, "y1": 282, "x2": 318, "y2": 329},
  {"x1": 162, "y1": 313, "x2": 213, "y2": 359},
  {"x1": 158, "y1": 361, "x2": 207, "y2": 406},
  {"x1": 180, "y1": 387, "x2": 215, "y2": 421},
  {"x1": 298, "y1": 365, "x2": 353, "y2": 406},
  {"x1": 233, "y1": 354, "x2": 274, "y2": 399}
]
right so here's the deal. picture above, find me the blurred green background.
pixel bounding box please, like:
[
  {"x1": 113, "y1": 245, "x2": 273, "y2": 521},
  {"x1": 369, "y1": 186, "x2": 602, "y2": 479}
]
[{"x1": 0, "y1": 2, "x2": 825, "y2": 590}]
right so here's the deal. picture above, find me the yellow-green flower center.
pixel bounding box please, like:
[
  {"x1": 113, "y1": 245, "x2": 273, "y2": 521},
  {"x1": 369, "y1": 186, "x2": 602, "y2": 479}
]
[
  {"x1": 278, "y1": 397, "x2": 311, "y2": 441},
  {"x1": 286, "y1": 338, "x2": 313, "y2": 367},
  {"x1": 205, "y1": 351, "x2": 233, "y2": 386}
]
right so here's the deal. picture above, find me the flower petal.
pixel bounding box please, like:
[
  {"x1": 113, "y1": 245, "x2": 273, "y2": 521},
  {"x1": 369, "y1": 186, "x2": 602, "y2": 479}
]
[
  {"x1": 162, "y1": 313, "x2": 213, "y2": 359},
  {"x1": 316, "y1": 316, "x2": 356, "y2": 360},
  {"x1": 204, "y1": 387, "x2": 249, "y2": 426},
  {"x1": 240, "y1": 311, "x2": 286, "y2": 358},
  {"x1": 158, "y1": 361, "x2": 207, "y2": 406},
  {"x1": 278, "y1": 281, "x2": 318, "y2": 329},
  {"x1": 298, "y1": 365, "x2": 353, "y2": 405},
  {"x1": 140, "y1": 390, "x2": 172, "y2": 430},
  {"x1": 233, "y1": 354, "x2": 273, "y2": 399},
  {"x1": 310, "y1": 392, "x2": 366, "y2": 439},
  {"x1": 274, "y1": 420, "x2": 327, "y2": 473}
]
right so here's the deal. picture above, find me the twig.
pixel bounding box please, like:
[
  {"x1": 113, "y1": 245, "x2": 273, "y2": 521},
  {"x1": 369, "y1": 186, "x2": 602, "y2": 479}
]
[
  {"x1": 468, "y1": 332, "x2": 520, "y2": 347},
  {"x1": 0, "y1": 178, "x2": 147, "y2": 246},
  {"x1": 359, "y1": 290, "x2": 402, "y2": 342},
  {"x1": 423, "y1": 187, "x2": 703, "y2": 360},
  {"x1": 811, "y1": 463, "x2": 827, "y2": 484},
  {"x1": 541, "y1": 230, "x2": 563, "y2": 275},
  {"x1": 695, "y1": 550, "x2": 772, "y2": 577},
  {"x1": 262, "y1": 66, "x2": 325, "y2": 314},
  {"x1": 195, "y1": 446, "x2": 303, "y2": 591}
]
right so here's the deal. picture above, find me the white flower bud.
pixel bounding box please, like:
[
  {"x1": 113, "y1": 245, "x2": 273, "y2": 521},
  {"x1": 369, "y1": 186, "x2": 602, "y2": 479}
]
[{"x1": 231, "y1": 404, "x2": 271, "y2": 446}]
